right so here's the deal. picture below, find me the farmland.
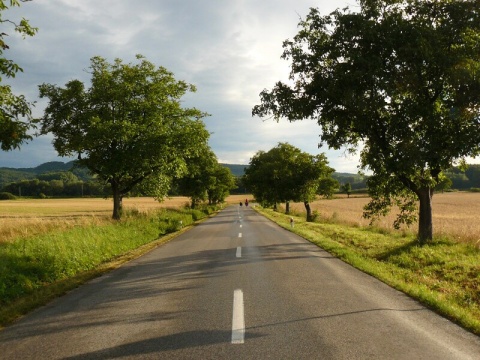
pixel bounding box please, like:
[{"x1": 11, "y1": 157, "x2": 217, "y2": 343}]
[
  {"x1": 288, "y1": 192, "x2": 480, "y2": 246},
  {"x1": 0, "y1": 196, "x2": 247, "y2": 243},
  {"x1": 1, "y1": 193, "x2": 479, "y2": 245}
]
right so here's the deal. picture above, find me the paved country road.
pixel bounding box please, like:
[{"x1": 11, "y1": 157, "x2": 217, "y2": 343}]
[{"x1": 1, "y1": 206, "x2": 479, "y2": 359}]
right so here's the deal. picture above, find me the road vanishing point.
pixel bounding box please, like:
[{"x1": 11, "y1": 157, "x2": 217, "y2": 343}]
[{"x1": 1, "y1": 205, "x2": 479, "y2": 359}]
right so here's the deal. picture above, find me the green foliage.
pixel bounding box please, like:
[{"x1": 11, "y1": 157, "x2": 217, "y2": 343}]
[
  {"x1": 243, "y1": 142, "x2": 335, "y2": 220},
  {"x1": 0, "y1": 191, "x2": 16, "y2": 199},
  {"x1": 340, "y1": 182, "x2": 352, "y2": 197},
  {"x1": 37, "y1": 55, "x2": 210, "y2": 219},
  {"x1": 253, "y1": 0, "x2": 480, "y2": 243},
  {"x1": 0, "y1": 0, "x2": 37, "y2": 151}
]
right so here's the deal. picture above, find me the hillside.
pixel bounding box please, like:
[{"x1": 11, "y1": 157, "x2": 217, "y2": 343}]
[{"x1": 221, "y1": 163, "x2": 248, "y2": 177}]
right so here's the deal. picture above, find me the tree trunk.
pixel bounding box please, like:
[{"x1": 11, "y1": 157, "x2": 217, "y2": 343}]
[
  {"x1": 273, "y1": 203, "x2": 277, "y2": 211},
  {"x1": 112, "y1": 184, "x2": 122, "y2": 220},
  {"x1": 417, "y1": 187, "x2": 433, "y2": 244},
  {"x1": 285, "y1": 201, "x2": 290, "y2": 214},
  {"x1": 304, "y1": 201, "x2": 312, "y2": 222}
]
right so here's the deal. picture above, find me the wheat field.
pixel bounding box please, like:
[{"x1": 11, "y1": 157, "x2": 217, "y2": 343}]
[
  {"x1": 288, "y1": 192, "x2": 480, "y2": 245},
  {"x1": 0, "y1": 193, "x2": 478, "y2": 244}
]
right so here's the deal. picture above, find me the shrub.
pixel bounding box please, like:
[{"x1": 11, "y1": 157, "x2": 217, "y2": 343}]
[{"x1": 0, "y1": 192, "x2": 17, "y2": 200}]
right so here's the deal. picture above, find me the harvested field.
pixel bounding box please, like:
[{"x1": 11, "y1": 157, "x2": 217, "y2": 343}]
[
  {"x1": 0, "y1": 196, "x2": 254, "y2": 243},
  {"x1": 1, "y1": 193, "x2": 478, "y2": 245},
  {"x1": 287, "y1": 192, "x2": 480, "y2": 245}
]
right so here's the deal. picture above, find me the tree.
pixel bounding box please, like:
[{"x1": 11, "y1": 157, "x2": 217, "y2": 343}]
[
  {"x1": 318, "y1": 177, "x2": 339, "y2": 198},
  {"x1": 175, "y1": 150, "x2": 236, "y2": 208},
  {"x1": 243, "y1": 143, "x2": 297, "y2": 212},
  {"x1": 0, "y1": 0, "x2": 37, "y2": 150},
  {"x1": 243, "y1": 143, "x2": 335, "y2": 221},
  {"x1": 253, "y1": 0, "x2": 480, "y2": 244},
  {"x1": 38, "y1": 55, "x2": 210, "y2": 219},
  {"x1": 206, "y1": 164, "x2": 236, "y2": 205},
  {"x1": 340, "y1": 183, "x2": 352, "y2": 198},
  {"x1": 176, "y1": 148, "x2": 216, "y2": 209}
]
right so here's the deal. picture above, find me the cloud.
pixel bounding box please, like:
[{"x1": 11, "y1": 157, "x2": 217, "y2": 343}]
[{"x1": 0, "y1": 0, "x2": 369, "y2": 172}]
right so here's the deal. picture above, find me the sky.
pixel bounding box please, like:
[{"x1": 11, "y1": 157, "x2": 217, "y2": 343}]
[{"x1": 20, "y1": 0, "x2": 480, "y2": 174}]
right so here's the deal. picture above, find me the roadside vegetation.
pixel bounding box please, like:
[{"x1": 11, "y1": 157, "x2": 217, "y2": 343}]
[
  {"x1": 0, "y1": 204, "x2": 219, "y2": 328},
  {"x1": 255, "y1": 205, "x2": 480, "y2": 335}
]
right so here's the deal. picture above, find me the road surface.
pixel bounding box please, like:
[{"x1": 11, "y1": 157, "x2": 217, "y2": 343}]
[{"x1": 1, "y1": 205, "x2": 479, "y2": 359}]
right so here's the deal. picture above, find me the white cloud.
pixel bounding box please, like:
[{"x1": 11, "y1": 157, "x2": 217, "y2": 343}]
[{"x1": 0, "y1": 0, "x2": 375, "y2": 173}]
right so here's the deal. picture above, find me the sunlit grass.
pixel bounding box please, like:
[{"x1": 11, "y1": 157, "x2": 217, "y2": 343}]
[{"x1": 0, "y1": 205, "x2": 216, "y2": 327}]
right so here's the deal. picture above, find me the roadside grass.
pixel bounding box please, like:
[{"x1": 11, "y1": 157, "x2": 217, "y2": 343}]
[
  {"x1": 256, "y1": 207, "x2": 480, "y2": 336},
  {"x1": 0, "y1": 206, "x2": 218, "y2": 328}
]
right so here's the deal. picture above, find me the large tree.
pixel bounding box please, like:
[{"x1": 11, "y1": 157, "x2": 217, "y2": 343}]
[
  {"x1": 253, "y1": 0, "x2": 480, "y2": 243},
  {"x1": 0, "y1": 0, "x2": 37, "y2": 150},
  {"x1": 243, "y1": 142, "x2": 335, "y2": 221},
  {"x1": 175, "y1": 149, "x2": 236, "y2": 208},
  {"x1": 38, "y1": 55, "x2": 210, "y2": 219}
]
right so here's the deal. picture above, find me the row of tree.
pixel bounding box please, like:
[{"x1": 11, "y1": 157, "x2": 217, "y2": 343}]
[
  {"x1": 253, "y1": 0, "x2": 480, "y2": 244},
  {"x1": 243, "y1": 143, "x2": 338, "y2": 221}
]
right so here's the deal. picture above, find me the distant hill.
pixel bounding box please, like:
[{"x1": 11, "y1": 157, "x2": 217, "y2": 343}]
[
  {"x1": 221, "y1": 163, "x2": 248, "y2": 177},
  {"x1": 1, "y1": 161, "x2": 77, "y2": 174},
  {"x1": 0, "y1": 161, "x2": 83, "y2": 188}
]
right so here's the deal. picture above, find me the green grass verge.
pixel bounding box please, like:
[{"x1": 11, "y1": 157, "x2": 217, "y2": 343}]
[
  {"x1": 256, "y1": 207, "x2": 480, "y2": 336},
  {"x1": 0, "y1": 206, "x2": 218, "y2": 328}
]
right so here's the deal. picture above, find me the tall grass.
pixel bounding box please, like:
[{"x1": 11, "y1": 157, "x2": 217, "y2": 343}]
[{"x1": 0, "y1": 206, "x2": 216, "y2": 325}]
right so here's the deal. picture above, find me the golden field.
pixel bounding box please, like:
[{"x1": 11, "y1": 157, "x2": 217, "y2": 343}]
[
  {"x1": 0, "y1": 196, "x2": 250, "y2": 243},
  {"x1": 288, "y1": 192, "x2": 480, "y2": 245},
  {"x1": 0, "y1": 193, "x2": 478, "y2": 245}
]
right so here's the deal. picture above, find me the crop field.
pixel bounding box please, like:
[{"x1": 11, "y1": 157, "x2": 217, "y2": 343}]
[
  {"x1": 287, "y1": 192, "x2": 480, "y2": 245},
  {"x1": 0, "y1": 193, "x2": 478, "y2": 245},
  {"x1": 0, "y1": 195, "x2": 252, "y2": 243}
]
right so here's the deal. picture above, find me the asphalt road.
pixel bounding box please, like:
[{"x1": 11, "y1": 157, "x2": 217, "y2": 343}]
[{"x1": 1, "y1": 205, "x2": 479, "y2": 359}]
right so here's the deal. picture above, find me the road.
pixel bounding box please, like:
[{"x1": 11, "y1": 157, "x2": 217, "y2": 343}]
[{"x1": 1, "y1": 205, "x2": 479, "y2": 359}]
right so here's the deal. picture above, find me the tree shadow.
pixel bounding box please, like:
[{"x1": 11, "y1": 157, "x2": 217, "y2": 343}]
[
  {"x1": 374, "y1": 240, "x2": 419, "y2": 261},
  {"x1": 64, "y1": 330, "x2": 265, "y2": 359}
]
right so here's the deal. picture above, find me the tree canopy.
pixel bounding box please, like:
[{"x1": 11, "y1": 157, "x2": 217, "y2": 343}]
[
  {"x1": 175, "y1": 148, "x2": 236, "y2": 208},
  {"x1": 243, "y1": 142, "x2": 335, "y2": 221},
  {"x1": 253, "y1": 0, "x2": 480, "y2": 243},
  {"x1": 0, "y1": 0, "x2": 37, "y2": 151},
  {"x1": 38, "y1": 55, "x2": 210, "y2": 219}
]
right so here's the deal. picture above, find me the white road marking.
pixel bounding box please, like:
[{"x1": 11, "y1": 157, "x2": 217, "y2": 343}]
[
  {"x1": 238, "y1": 233, "x2": 242, "y2": 238},
  {"x1": 240, "y1": 224, "x2": 243, "y2": 228},
  {"x1": 236, "y1": 246, "x2": 242, "y2": 258},
  {"x1": 231, "y1": 289, "x2": 245, "y2": 344}
]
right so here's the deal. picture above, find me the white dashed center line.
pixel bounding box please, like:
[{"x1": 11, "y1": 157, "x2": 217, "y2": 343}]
[
  {"x1": 231, "y1": 289, "x2": 245, "y2": 344},
  {"x1": 236, "y1": 246, "x2": 242, "y2": 258}
]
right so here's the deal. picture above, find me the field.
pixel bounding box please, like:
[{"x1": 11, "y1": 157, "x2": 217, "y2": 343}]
[
  {"x1": 0, "y1": 196, "x2": 250, "y2": 243},
  {"x1": 0, "y1": 193, "x2": 478, "y2": 244},
  {"x1": 287, "y1": 192, "x2": 480, "y2": 245}
]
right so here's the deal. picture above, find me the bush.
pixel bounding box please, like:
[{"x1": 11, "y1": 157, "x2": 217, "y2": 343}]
[
  {"x1": 0, "y1": 192, "x2": 17, "y2": 200},
  {"x1": 469, "y1": 188, "x2": 480, "y2": 193}
]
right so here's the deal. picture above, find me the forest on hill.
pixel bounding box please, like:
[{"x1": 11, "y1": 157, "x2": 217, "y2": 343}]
[{"x1": 1, "y1": 161, "x2": 480, "y2": 198}]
